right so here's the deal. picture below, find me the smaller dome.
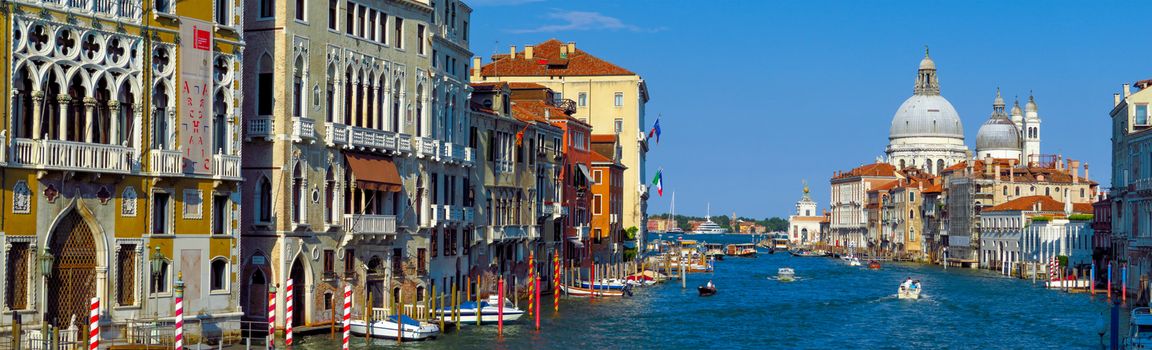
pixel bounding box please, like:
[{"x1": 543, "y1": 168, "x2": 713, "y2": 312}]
[
  {"x1": 1011, "y1": 99, "x2": 1022, "y2": 116},
  {"x1": 919, "y1": 56, "x2": 936, "y2": 70},
  {"x1": 976, "y1": 114, "x2": 1022, "y2": 152},
  {"x1": 1025, "y1": 95, "x2": 1038, "y2": 113}
]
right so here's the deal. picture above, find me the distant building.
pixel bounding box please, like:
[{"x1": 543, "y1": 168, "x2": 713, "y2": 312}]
[
  {"x1": 980, "y1": 196, "x2": 1092, "y2": 272},
  {"x1": 1091, "y1": 193, "x2": 1114, "y2": 280},
  {"x1": 590, "y1": 134, "x2": 627, "y2": 263},
  {"x1": 789, "y1": 182, "x2": 823, "y2": 244},
  {"x1": 830, "y1": 162, "x2": 901, "y2": 250}
]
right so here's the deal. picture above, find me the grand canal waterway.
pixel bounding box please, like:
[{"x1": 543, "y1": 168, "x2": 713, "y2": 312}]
[{"x1": 292, "y1": 234, "x2": 1114, "y2": 349}]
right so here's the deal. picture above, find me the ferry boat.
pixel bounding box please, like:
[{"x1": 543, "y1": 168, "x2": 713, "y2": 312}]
[
  {"x1": 772, "y1": 232, "x2": 790, "y2": 250},
  {"x1": 726, "y1": 243, "x2": 757, "y2": 257},
  {"x1": 433, "y1": 295, "x2": 524, "y2": 324},
  {"x1": 1126, "y1": 307, "x2": 1152, "y2": 348},
  {"x1": 349, "y1": 315, "x2": 440, "y2": 341},
  {"x1": 703, "y1": 243, "x2": 726, "y2": 260},
  {"x1": 777, "y1": 267, "x2": 795, "y2": 282}
]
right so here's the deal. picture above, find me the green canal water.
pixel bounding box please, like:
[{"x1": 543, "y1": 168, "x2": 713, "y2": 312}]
[{"x1": 289, "y1": 234, "x2": 1116, "y2": 349}]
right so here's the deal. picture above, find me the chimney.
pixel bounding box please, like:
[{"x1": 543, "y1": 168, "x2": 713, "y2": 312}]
[
  {"x1": 471, "y1": 57, "x2": 481, "y2": 80},
  {"x1": 510, "y1": 45, "x2": 517, "y2": 59},
  {"x1": 1071, "y1": 159, "x2": 1080, "y2": 184},
  {"x1": 1125, "y1": 83, "x2": 1131, "y2": 98},
  {"x1": 983, "y1": 156, "x2": 993, "y2": 176},
  {"x1": 525, "y1": 45, "x2": 534, "y2": 60},
  {"x1": 567, "y1": 41, "x2": 576, "y2": 54},
  {"x1": 994, "y1": 164, "x2": 1001, "y2": 182},
  {"x1": 1084, "y1": 163, "x2": 1090, "y2": 182},
  {"x1": 1009, "y1": 159, "x2": 1015, "y2": 182},
  {"x1": 1115, "y1": 93, "x2": 1122, "y2": 107}
]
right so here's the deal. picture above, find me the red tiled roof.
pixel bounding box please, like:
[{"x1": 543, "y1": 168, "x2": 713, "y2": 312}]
[
  {"x1": 922, "y1": 183, "x2": 943, "y2": 194},
  {"x1": 510, "y1": 101, "x2": 554, "y2": 123},
  {"x1": 589, "y1": 151, "x2": 613, "y2": 163},
  {"x1": 986, "y1": 195, "x2": 1092, "y2": 213},
  {"x1": 470, "y1": 82, "x2": 507, "y2": 91},
  {"x1": 834, "y1": 162, "x2": 898, "y2": 179},
  {"x1": 481, "y1": 39, "x2": 636, "y2": 77},
  {"x1": 591, "y1": 134, "x2": 617, "y2": 143},
  {"x1": 869, "y1": 180, "x2": 901, "y2": 192},
  {"x1": 508, "y1": 82, "x2": 549, "y2": 90}
]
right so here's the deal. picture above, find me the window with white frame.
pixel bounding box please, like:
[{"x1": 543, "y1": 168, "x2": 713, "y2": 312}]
[
  {"x1": 394, "y1": 17, "x2": 404, "y2": 49},
  {"x1": 294, "y1": 0, "x2": 306, "y2": 21},
  {"x1": 215, "y1": 0, "x2": 230, "y2": 25},
  {"x1": 328, "y1": 0, "x2": 338, "y2": 30},
  {"x1": 152, "y1": 192, "x2": 172, "y2": 234},
  {"x1": 613, "y1": 92, "x2": 623, "y2": 107},
  {"x1": 210, "y1": 258, "x2": 228, "y2": 291},
  {"x1": 578, "y1": 92, "x2": 587, "y2": 106},
  {"x1": 614, "y1": 118, "x2": 622, "y2": 133}
]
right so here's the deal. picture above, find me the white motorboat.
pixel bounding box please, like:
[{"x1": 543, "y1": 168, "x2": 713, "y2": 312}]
[
  {"x1": 777, "y1": 267, "x2": 795, "y2": 282},
  {"x1": 560, "y1": 284, "x2": 631, "y2": 297},
  {"x1": 898, "y1": 284, "x2": 922, "y2": 300},
  {"x1": 848, "y1": 256, "x2": 862, "y2": 267},
  {"x1": 433, "y1": 295, "x2": 524, "y2": 324},
  {"x1": 579, "y1": 278, "x2": 633, "y2": 290},
  {"x1": 1126, "y1": 307, "x2": 1152, "y2": 349},
  {"x1": 349, "y1": 315, "x2": 440, "y2": 341}
]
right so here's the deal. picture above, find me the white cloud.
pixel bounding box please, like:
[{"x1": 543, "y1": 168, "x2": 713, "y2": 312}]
[
  {"x1": 509, "y1": 10, "x2": 664, "y2": 33},
  {"x1": 469, "y1": 0, "x2": 544, "y2": 6}
]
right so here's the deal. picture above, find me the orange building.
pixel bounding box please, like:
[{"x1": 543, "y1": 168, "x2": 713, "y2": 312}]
[{"x1": 590, "y1": 134, "x2": 627, "y2": 263}]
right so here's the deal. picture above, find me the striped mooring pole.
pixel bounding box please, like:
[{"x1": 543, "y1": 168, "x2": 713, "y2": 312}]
[
  {"x1": 342, "y1": 284, "x2": 352, "y2": 350},
  {"x1": 286, "y1": 279, "x2": 295, "y2": 346},
  {"x1": 268, "y1": 285, "x2": 277, "y2": 349},
  {"x1": 174, "y1": 290, "x2": 184, "y2": 349},
  {"x1": 88, "y1": 297, "x2": 99, "y2": 350}
]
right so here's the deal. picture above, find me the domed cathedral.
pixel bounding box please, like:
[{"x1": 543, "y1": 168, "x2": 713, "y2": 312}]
[
  {"x1": 886, "y1": 49, "x2": 970, "y2": 175},
  {"x1": 975, "y1": 89, "x2": 1042, "y2": 164}
]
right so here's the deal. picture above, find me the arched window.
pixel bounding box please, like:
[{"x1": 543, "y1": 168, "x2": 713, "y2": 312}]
[
  {"x1": 12, "y1": 66, "x2": 34, "y2": 139},
  {"x1": 213, "y1": 90, "x2": 228, "y2": 154},
  {"x1": 415, "y1": 84, "x2": 424, "y2": 136},
  {"x1": 326, "y1": 65, "x2": 336, "y2": 123},
  {"x1": 94, "y1": 79, "x2": 112, "y2": 144},
  {"x1": 326, "y1": 166, "x2": 337, "y2": 224},
  {"x1": 117, "y1": 83, "x2": 136, "y2": 146},
  {"x1": 392, "y1": 79, "x2": 402, "y2": 132},
  {"x1": 257, "y1": 176, "x2": 272, "y2": 223},
  {"x1": 210, "y1": 258, "x2": 228, "y2": 291},
  {"x1": 909, "y1": 209, "x2": 914, "y2": 219},
  {"x1": 937, "y1": 159, "x2": 944, "y2": 174},
  {"x1": 343, "y1": 69, "x2": 353, "y2": 125},
  {"x1": 293, "y1": 57, "x2": 304, "y2": 117},
  {"x1": 257, "y1": 54, "x2": 273, "y2": 116},
  {"x1": 365, "y1": 75, "x2": 375, "y2": 129},
  {"x1": 1045, "y1": 187, "x2": 1050, "y2": 197},
  {"x1": 293, "y1": 163, "x2": 305, "y2": 224},
  {"x1": 152, "y1": 83, "x2": 170, "y2": 149}
]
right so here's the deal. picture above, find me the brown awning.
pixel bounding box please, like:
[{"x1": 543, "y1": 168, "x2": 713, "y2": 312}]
[{"x1": 344, "y1": 153, "x2": 403, "y2": 192}]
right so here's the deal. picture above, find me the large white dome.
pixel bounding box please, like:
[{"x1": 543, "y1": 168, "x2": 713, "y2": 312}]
[{"x1": 889, "y1": 94, "x2": 965, "y2": 140}]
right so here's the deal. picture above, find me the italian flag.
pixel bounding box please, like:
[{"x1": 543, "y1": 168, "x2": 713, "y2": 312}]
[{"x1": 652, "y1": 171, "x2": 663, "y2": 197}]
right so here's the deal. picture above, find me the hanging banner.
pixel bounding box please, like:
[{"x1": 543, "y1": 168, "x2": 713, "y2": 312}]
[{"x1": 179, "y1": 17, "x2": 214, "y2": 174}]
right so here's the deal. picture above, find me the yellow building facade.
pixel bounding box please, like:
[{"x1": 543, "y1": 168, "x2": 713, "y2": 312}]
[{"x1": 0, "y1": 0, "x2": 244, "y2": 342}]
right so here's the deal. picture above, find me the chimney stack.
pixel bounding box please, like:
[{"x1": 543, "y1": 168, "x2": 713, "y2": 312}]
[
  {"x1": 994, "y1": 164, "x2": 1001, "y2": 182},
  {"x1": 1125, "y1": 83, "x2": 1132, "y2": 98},
  {"x1": 983, "y1": 156, "x2": 993, "y2": 176},
  {"x1": 510, "y1": 45, "x2": 517, "y2": 59},
  {"x1": 1115, "y1": 93, "x2": 1122, "y2": 107},
  {"x1": 1009, "y1": 159, "x2": 1016, "y2": 182},
  {"x1": 1071, "y1": 159, "x2": 1080, "y2": 183},
  {"x1": 471, "y1": 57, "x2": 481, "y2": 80},
  {"x1": 525, "y1": 45, "x2": 534, "y2": 60},
  {"x1": 1084, "y1": 163, "x2": 1090, "y2": 182},
  {"x1": 567, "y1": 41, "x2": 576, "y2": 54}
]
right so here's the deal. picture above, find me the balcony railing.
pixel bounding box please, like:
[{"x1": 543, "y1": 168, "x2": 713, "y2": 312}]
[
  {"x1": 11, "y1": 138, "x2": 134, "y2": 174},
  {"x1": 326, "y1": 122, "x2": 349, "y2": 146},
  {"x1": 247, "y1": 118, "x2": 273, "y2": 140},
  {"x1": 463, "y1": 207, "x2": 475, "y2": 223},
  {"x1": 447, "y1": 205, "x2": 463, "y2": 222},
  {"x1": 430, "y1": 204, "x2": 446, "y2": 226},
  {"x1": 344, "y1": 214, "x2": 397, "y2": 235},
  {"x1": 398, "y1": 134, "x2": 413, "y2": 153},
  {"x1": 0, "y1": 132, "x2": 7, "y2": 165},
  {"x1": 349, "y1": 126, "x2": 397, "y2": 152},
  {"x1": 415, "y1": 137, "x2": 438, "y2": 159},
  {"x1": 292, "y1": 117, "x2": 316, "y2": 142},
  {"x1": 148, "y1": 149, "x2": 182, "y2": 176},
  {"x1": 15, "y1": 0, "x2": 141, "y2": 21},
  {"x1": 494, "y1": 226, "x2": 529, "y2": 242},
  {"x1": 213, "y1": 154, "x2": 242, "y2": 180}
]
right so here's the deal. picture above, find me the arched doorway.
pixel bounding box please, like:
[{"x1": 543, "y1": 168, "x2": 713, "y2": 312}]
[
  {"x1": 244, "y1": 253, "x2": 269, "y2": 320},
  {"x1": 46, "y1": 210, "x2": 98, "y2": 328},
  {"x1": 289, "y1": 256, "x2": 306, "y2": 327}
]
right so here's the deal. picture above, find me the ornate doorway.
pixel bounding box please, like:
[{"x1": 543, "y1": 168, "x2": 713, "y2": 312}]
[
  {"x1": 46, "y1": 211, "x2": 98, "y2": 328},
  {"x1": 289, "y1": 257, "x2": 306, "y2": 327}
]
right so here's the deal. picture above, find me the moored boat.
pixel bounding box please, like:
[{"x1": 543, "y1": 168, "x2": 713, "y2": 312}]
[
  {"x1": 726, "y1": 243, "x2": 757, "y2": 257},
  {"x1": 1044, "y1": 277, "x2": 1090, "y2": 289},
  {"x1": 579, "y1": 278, "x2": 631, "y2": 290},
  {"x1": 847, "y1": 256, "x2": 862, "y2": 267},
  {"x1": 698, "y1": 284, "x2": 717, "y2": 296},
  {"x1": 778, "y1": 267, "x2": 795, "y2": 282},
  {"x1": 1126, "y1": 307, "x2": 1152, "y2": 349},
  {"x1": 789, "y1": 249, "x2": 823, "y2": 257},
  {"x1": 433, "y1": 295, "x2": 524, "y2": 324},
  {"x1": 349, "y1": 315, "x2": 440, "y2": 341},
  {"x1": 560, "y1": 284, "x2": 632, "y2": 297}
]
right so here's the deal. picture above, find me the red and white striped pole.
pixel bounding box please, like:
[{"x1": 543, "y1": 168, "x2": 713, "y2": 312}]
[
  {"x1": 553, "y1": 252, "x2": 560, "y2": 312},
  {"x1": 342, "y1": 284, "x2": 352, "y2": 350},
  {"x1": 268, "y1": 285, "x2": 276, "y2": 349},
  {"x1": 285, "y1": 279, "x2": 294, "y2": 346},
  {"x1": 174, "y1": 292, "x2": 184, "y2": 350},
  {"x1": 497, "y1": 276, "x2": 504, "y2": 335},
  {"x1": 88, "y1": 297, "x2": 99, "y2": 350}
]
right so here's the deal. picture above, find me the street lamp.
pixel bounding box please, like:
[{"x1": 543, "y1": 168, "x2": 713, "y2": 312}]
[
  {"x1": 149, "y1": 246, "x2": 164, "y2": 323},
  {"x1": 38, "y1": 248, "x2": 53, "y2": 334}
]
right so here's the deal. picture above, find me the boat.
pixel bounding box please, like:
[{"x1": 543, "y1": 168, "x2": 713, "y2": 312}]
[
  {"x1": 432, "y1": 295, "x2": 524, "y2": 324},
  {"x1": 898, "y1": 283, "x2": 922, "y2": 300},
  {"x1": 777, "y1": 267, "x2": 795, "y2": 282},
  {"x1": 698, "y1": 284, "x2": 717, "y2": 296},
  {"x1": 868, "y1": 260, "x2": 882, "y2": 269},
  {"x1": 726, "y1": 243, "x2": 757, "y2": 257},
  {"x1": 579, "y1": 279, "x2": 632, "y2": 290},
  {"x1": 789, "y1": 249, "x2": 823, "y2": 257},
  {"x1": 625, "y1": 274, "x2": 658, "y2": 285},
  {"x1": 689, "y1": 203, "x2": 729, "y2": 234},
  {"x1": 349, "y1": 315, "x2": 440, "y2": 341},
  {"x1": 1126, "y1": 307, "x2": 1152, "y2": 349},
  {"x1": 560, "y1": 284, "x2": 632, "y2": 297},
  {"x1": 847, "y1": 256, "x2": 862, "y2": 267},
  {"x1": 1044, "y1": 277, "x2": 1091, "y2": 289},
  {"x1": 772, "y1": 232, "x2": 790, "y2": 250},
  {"x1": 703, "y1": 243, "x2": 726, "y2": 260},
  {"x1": 665, "y1": 192, "x2": 685, "y2": 234}
]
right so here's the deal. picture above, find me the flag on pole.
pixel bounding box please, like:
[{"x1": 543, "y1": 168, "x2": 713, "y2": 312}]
[
  {"x1": 648, "y1": 118, "x2": 662, "y2": 144},
  {"x1": 652, "y1": 170, "x2": 663, "y2": 196},
  {"x1": 516, "y1": 124, "x2": 529, "y2": 146}
]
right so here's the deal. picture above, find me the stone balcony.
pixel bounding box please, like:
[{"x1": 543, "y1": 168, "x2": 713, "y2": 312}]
[
  {"x1": 148, "y1": 149, "x2": 183, "y2": 176},
  {"x1": 11, "y1": 138, "x2": 135, "y2": 174},
  {"x1": 414, "y1": 137, "x2": 439, "y2": 160},
  {"x1": 441, "y1": 142, "x2": 475, "y2": 167},
  {"x1": 328, "y1": 123, "x2": 413, "y2": 156},
  {"x1": 18, "y1": 0, "x2": 142, "y2": 22},
  {"x1": 246, "y1": 117, "x2": 273, "y2": 141},
  {"x1": 292, "y1": 117, "x2": 316, "y2": 142},
  {"x1": 492, "y1": 226, "x2": 529, "y2": 242},
  {"x1": 344, "y1": 214, "x2": 397, "y2": 236},
  {"x1": 212, "y1": 153, "x2": 242, "y2": 180}
]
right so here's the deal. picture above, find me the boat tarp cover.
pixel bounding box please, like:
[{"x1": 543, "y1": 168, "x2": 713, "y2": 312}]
[{"x1": 387, "y1": 314, "x2": 421, "y2": 327}]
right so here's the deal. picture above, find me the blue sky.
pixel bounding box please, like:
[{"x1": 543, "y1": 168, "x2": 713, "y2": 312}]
[{"x1": 468, "y1": 0, "x2": 1152, "y2": 219}]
